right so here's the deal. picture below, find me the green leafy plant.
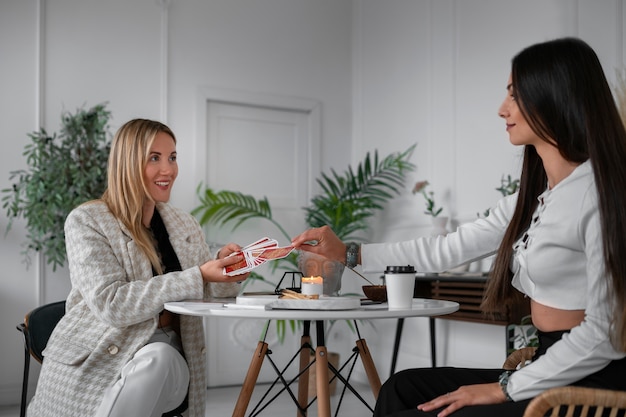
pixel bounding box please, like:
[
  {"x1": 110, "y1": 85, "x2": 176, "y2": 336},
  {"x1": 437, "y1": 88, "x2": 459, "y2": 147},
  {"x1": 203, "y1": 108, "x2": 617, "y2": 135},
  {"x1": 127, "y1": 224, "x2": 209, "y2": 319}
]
[
  {"x1": 507, "y1": 315, "x2": 538, "y2": 354},
  {"x1": 192, "y1": 144, "x2": 416, "y2": 341},
  {"x1": 412, "y1": 180, "x2": 443, "y2": 217},
  {"x1": 496, "y1": 174, "x2": 520, "y2": 197},
  {"x1": 2, "y1": 103, "x2": 112, "y2": 270},
  {"x1": 193, "y1": 144, "x2": 416, "y2": 262},
  {"x1": 479, "y1": 174, "x2": 520, "y2": 218}
]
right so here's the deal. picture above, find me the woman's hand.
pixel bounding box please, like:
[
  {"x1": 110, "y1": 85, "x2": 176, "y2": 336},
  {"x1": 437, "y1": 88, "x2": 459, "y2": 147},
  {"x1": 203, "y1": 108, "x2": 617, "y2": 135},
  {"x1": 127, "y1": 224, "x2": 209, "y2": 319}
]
[
  {"x1": 417, "y1": 383, "x2": 507, "y2": 417},
  {"x1": 200, "y1": 243, "x2": 250, "y2": 282},
  {"x1": 291, "y1": 225, "x2": 346, "y2": 263},
  {"x1": 215, "y1": 242, "x2": 243, "y2": 259}
]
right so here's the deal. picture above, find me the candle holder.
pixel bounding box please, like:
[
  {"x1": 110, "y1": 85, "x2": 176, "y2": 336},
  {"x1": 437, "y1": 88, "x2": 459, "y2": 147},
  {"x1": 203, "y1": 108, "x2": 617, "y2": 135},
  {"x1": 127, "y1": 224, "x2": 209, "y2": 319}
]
[{"x1": 300, "y1": 276, "x2": 324, "y2": 297}]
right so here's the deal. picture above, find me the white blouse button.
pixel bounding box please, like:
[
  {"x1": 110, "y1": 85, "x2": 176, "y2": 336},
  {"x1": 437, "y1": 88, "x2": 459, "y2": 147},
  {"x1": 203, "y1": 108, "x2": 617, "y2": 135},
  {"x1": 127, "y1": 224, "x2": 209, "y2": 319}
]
[{"x1": 107, "y1": 345, "x2": 119, "y2": 355}]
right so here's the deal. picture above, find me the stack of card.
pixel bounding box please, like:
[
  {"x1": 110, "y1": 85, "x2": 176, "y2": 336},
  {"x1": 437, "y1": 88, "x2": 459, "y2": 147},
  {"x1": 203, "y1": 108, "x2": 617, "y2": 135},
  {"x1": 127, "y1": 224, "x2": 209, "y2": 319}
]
[{"x1": 224, "y1": 237, "x2": 295, "y2": 276}]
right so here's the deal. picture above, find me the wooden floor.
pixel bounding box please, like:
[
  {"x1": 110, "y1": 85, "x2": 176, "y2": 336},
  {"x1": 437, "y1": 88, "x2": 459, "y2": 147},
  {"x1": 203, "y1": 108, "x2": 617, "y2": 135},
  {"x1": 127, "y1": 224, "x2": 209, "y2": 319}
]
[{"x1": 0, "y1": 381, "x2": 375, "y2": 417}]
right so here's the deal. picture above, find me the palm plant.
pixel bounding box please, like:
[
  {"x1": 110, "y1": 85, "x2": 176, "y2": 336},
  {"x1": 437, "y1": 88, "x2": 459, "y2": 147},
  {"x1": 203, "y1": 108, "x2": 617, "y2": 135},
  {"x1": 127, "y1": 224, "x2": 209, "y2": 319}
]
[
  {"x1": 193, "y1": 143, "x2": 416, "y2": 265},
  {"x1": 192, "y1": 144, "x2": 416, "y2": 342}
]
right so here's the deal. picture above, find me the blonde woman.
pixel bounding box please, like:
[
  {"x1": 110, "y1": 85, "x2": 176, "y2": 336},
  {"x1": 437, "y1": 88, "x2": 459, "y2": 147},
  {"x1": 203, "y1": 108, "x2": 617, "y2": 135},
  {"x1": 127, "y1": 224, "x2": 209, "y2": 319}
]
[{"x1": 27, "y1": 119, "x2": 249, "y2": 417}]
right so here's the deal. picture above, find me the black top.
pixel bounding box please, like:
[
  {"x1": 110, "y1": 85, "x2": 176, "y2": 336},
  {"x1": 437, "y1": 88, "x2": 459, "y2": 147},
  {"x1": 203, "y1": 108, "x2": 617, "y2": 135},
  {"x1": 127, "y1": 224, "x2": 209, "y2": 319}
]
[{"x1": 149, "y1": 208, "x2": 182, "y2": 274}]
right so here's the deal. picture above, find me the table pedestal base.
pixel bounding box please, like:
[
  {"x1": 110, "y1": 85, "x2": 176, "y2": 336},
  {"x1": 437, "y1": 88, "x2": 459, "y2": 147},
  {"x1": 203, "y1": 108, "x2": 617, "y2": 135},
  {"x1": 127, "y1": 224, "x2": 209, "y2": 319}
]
[
  {"x1": 233, "y1": 341, "x2": 269, "y2": 416},
  {"x1": 297, "y1": 335, "x2": 311, "y2": 414},
  {"x1": 232, "y1": 320, "x2": 381, "y2": 417},
  {"x1": 315, "y1": 346, "x2": 331, "y2": 417}
]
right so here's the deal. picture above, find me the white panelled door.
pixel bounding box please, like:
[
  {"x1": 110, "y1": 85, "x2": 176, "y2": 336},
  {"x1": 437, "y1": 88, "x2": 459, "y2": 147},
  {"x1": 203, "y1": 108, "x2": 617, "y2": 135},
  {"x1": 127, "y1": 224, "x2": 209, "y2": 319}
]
[{"x1": 200, "y1": 93, "x2": 320, "y2": 387}]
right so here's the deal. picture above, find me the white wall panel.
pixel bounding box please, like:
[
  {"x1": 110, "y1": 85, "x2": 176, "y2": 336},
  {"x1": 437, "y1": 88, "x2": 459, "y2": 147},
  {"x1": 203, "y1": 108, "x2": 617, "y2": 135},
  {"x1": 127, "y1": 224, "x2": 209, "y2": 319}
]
[{"x1": 0, "y1": 0, "x2": 42, "y2": 404}]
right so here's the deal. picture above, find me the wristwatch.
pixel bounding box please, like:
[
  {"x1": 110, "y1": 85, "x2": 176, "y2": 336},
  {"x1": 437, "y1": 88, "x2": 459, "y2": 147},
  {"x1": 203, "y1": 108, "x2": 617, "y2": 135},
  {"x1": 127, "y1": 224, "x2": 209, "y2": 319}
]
[
  {"x1": 345, "y1": 242, "x2": 360, "y2": 268},
  {"x1": 498, "y1": 371, "x2": 513, "y2": 401}
]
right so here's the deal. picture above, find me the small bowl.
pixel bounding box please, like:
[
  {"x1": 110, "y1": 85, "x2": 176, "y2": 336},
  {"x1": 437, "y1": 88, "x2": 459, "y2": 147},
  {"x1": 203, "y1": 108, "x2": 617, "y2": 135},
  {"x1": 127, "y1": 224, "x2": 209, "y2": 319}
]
[{"x1": 362, "y1": 285, "x2": 387, "y2": 302}]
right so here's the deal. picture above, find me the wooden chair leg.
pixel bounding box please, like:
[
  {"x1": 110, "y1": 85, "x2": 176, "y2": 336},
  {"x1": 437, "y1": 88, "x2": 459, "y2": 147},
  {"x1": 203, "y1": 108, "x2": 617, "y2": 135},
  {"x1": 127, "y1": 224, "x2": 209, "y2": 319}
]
[
  {"x1": 233, "y1": 341, "x2": 268, "y2": 417},
  {"x1": 297, "y1": 335, "x2": 311, "y2": 417},
  {"x1": 356, "y1": 339, "x2": 382, "y2": 399},
  {"x1": 315, "y1": 346, "x2": 331, "y2": 417}
]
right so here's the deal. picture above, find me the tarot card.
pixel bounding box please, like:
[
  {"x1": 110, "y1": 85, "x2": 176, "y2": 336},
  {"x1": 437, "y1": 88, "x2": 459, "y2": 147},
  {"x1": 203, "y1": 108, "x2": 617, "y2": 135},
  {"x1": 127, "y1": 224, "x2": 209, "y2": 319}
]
[{"x1": 223, "y1": 237, "x2": 294, "y2": 276}]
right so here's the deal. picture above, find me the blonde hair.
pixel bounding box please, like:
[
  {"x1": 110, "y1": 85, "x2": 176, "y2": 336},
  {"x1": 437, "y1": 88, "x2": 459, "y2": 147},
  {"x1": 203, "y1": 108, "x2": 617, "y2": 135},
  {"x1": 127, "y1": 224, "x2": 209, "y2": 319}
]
[{"x1": 101, "y1": 119, "x2": 177, "y2": 275}]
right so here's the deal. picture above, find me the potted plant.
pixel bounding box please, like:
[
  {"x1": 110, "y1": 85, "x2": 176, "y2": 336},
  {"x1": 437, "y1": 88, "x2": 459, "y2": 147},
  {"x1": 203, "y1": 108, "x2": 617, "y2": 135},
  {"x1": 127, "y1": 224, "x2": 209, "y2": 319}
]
[
  {"x1": 192, "y1": 144, "x2": 416, "y2": 336},
  {"x1": 2, "y1": 103, "x2": 112, "y2": 270},
  {"x1": 507, "y1": 315, "x2": 538, "y2": 354},
  {"x1": 193, "y1": 144, "x2": 415, "y2": 275},
  {"x1": 479, "y1": 174, "x2": 520, "y2": 218},
  {"x1": 412, "y1": 180, "x2": 447, "y2": 235}
]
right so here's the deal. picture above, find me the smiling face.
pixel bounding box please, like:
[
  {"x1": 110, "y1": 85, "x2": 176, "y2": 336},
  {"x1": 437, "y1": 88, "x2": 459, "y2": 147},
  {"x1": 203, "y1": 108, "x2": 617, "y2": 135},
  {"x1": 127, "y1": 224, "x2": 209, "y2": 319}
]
[
  {"x1": 144, "y1": 131, "x2": 178, "y2": 203},
  {"x1": 498, "y1": 74, "x2": 543, "y2": 147}
]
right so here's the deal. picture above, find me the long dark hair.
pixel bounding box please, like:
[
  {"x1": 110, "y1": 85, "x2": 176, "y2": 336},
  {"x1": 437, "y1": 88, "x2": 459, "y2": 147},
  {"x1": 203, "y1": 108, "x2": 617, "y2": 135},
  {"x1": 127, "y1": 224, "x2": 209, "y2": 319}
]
[{"x1": 482, "y1": 38, "x2": 626, "y2": 351}]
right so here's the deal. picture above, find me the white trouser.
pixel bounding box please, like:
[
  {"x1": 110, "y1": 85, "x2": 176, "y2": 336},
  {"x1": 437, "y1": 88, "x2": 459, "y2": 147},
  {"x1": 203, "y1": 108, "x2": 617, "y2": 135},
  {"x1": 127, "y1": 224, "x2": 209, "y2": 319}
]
[{"x1": 94, "y1": 331, "x2": 189, "y2": 417}]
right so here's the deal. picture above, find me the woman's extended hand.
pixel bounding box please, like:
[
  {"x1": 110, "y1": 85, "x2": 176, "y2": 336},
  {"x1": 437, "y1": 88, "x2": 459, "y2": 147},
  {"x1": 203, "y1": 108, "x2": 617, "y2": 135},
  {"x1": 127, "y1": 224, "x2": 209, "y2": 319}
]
[
  {"x1": 291, "y1": 225, "x2": 346, "y2": 263},
  {"x1": 200, "y1": 243, "x2": 250, "y2": 282},
  {"x1": 417, "y1": 383, "x2": 506, "y2": 417},
  {"x1": 216, "y1": 242, "x2": 243, "y2": 259}
]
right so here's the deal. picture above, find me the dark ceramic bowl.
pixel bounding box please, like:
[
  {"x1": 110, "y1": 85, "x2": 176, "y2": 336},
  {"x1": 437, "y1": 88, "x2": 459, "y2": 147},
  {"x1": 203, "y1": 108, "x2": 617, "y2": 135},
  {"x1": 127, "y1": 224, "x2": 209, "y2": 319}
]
[{"x1": 362, "y1": 285, "x2": 387, "y2": 302}]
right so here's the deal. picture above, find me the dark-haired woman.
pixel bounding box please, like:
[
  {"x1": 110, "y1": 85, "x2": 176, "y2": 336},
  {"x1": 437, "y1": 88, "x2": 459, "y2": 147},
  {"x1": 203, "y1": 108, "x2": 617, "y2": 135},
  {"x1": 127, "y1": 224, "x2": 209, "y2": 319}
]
[{"x1": 291, "y1": 37, "x2": 626, "y2": 416}]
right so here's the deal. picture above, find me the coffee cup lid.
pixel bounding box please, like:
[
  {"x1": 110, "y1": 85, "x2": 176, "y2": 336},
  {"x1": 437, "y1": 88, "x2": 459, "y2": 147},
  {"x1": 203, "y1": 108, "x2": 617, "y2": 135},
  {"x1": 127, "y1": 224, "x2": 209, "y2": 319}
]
[{"x1": 384, "y1": 265, "x2": 416, "y2": 274}]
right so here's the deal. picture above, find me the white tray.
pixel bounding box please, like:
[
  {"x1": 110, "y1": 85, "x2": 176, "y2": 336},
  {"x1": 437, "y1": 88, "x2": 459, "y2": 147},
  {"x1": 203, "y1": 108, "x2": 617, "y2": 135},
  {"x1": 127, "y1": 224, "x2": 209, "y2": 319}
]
[{"x1": 236, "y1": 295, "x2": 279, "y2": 306}]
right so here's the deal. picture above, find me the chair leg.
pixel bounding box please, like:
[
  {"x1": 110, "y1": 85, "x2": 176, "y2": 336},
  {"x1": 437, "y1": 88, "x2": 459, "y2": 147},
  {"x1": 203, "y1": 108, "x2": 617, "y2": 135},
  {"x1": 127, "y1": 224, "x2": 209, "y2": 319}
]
[{"x1": 20, "y1": 346, "x2": 30, "y2": 417}]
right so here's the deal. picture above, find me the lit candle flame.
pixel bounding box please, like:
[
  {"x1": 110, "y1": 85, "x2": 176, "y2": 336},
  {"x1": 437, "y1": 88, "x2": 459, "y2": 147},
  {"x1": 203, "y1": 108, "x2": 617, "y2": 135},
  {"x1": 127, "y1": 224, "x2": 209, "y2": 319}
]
[{"x1": 302, "y1": 276, "x2": 323, "y2": 285}]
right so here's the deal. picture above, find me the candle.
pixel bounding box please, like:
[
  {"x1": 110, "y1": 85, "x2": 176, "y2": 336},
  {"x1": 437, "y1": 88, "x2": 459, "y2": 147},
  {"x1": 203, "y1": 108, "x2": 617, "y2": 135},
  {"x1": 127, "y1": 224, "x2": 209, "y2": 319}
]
[{"x1": 301, "y1": 276, "x2": 324, "y2": 297}]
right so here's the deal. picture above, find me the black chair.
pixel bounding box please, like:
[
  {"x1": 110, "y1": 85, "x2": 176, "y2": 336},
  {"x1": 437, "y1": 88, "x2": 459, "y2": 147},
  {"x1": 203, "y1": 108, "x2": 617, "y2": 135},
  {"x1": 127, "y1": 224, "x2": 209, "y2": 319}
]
[
  {"x1": 16, "y1": 300, "x2": 66, "y2": 417},
  {"x1": 17, "y1": 301, "x2": 187, "y2": 417}
]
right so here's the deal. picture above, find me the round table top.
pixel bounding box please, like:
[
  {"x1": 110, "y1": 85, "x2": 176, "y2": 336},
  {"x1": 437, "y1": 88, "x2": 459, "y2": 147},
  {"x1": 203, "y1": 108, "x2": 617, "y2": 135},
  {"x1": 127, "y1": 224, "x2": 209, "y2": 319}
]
[{"x1": 164, "y1": 297, "x2": 459, "y2": 320}]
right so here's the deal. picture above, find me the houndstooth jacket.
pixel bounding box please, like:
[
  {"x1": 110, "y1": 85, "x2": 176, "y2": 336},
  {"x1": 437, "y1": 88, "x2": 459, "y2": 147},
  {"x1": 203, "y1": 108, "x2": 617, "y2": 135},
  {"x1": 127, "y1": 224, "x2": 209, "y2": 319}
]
[{"x1": 27, "y1": 201, "x2": 239, "y2": 417}]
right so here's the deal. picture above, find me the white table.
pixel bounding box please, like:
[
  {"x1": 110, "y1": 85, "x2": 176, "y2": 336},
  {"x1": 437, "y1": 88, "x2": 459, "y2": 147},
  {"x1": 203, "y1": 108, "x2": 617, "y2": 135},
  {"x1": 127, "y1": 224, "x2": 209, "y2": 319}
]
[{"x1": 165, "y1": 298, "x2": 458, "y2": 417}]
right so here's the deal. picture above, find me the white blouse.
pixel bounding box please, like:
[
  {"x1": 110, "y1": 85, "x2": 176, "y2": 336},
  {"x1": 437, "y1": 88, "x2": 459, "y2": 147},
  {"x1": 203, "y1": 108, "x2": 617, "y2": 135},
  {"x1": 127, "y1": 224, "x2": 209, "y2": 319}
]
[{"x1": 361, "y1": 160, "x2": 625, "y2": 400}]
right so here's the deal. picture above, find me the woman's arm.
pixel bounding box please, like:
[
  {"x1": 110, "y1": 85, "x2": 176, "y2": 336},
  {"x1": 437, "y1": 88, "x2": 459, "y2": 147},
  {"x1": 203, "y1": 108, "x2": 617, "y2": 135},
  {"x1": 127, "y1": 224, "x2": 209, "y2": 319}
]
[
  {"x1": 65, "y1": 204, "x2": 204, "y2": 327},
  {"x1": 361, "y1": 194, "x2": 517, "y2": 273}
]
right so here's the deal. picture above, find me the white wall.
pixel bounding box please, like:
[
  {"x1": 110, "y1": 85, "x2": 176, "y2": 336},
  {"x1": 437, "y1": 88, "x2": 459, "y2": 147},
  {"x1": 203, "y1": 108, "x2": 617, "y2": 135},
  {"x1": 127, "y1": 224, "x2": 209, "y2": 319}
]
[{"x1": 1, "y1": 0, "x2": 625, "y2": 407}]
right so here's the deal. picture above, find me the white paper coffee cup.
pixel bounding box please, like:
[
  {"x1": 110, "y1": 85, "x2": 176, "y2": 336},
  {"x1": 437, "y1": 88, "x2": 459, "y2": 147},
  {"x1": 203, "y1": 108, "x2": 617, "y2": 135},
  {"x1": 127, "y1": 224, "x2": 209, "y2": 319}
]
[{"x1": 384, "y1": 265, "x2": 416, "y2": 309}]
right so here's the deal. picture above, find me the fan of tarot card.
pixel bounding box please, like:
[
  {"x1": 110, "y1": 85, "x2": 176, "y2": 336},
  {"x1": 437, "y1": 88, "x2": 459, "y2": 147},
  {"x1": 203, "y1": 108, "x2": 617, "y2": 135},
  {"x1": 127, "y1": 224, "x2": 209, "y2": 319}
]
[{"x1": 223, "y1": 237, "x2": 295, "y2": 276}]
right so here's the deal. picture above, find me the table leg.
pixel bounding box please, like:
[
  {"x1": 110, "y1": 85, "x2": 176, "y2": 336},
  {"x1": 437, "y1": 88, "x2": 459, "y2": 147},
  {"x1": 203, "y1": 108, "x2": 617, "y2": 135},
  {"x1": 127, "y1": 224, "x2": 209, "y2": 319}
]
[
  {"x1": 297, "y1": 321, "x2": 312, "y2": 417},
  {"x1": 429, "y1": 317, "x2": 436, "y2": 367},
  {"x1": 233, "y1": 341, "x2": 269, "y2": 417},
  {"x1": 389, "y1": 318, "x2": 404, "y2": 377},
  {"x1": 315, "y1": 346, "x2": 331, "y2": 417},
  {"x1": 356, "y1": 339, "x2": 382, "y2": 399}
]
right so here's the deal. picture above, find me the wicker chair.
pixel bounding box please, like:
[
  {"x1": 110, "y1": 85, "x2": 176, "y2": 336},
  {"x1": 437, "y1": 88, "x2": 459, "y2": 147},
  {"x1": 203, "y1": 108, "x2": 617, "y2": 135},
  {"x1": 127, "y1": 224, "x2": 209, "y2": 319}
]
[
  {"x1": 503, "y1": 346, "x2": 537, "y2": 370},
  {"x1": 523, "y1": 386, "x2": 626, "y2": 417},
  {"x1": 504, "y1": 348, "x2": 626, "y2": 417}
]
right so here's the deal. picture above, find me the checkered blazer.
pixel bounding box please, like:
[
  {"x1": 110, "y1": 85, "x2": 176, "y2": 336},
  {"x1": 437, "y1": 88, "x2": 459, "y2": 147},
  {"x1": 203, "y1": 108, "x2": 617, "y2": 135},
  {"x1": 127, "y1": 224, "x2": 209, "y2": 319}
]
[{"x1": 27, "y1": 201, "x2": 239, "y2": 417}]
